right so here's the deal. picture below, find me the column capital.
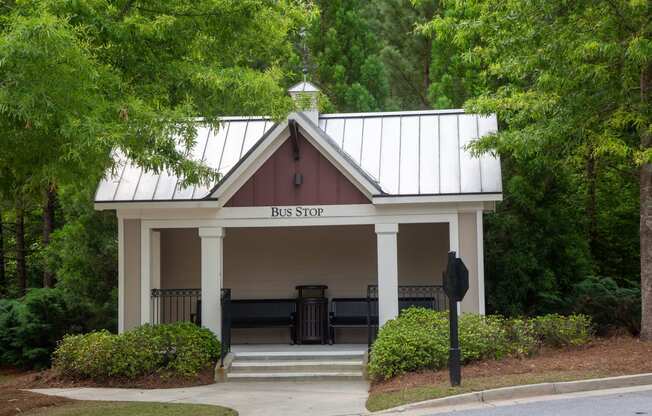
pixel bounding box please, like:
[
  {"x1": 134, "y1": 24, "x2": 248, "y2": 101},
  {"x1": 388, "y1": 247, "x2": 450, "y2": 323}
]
[
  {"x1": 199, "y1": 226, "x2": 225, "y2": 238},
  {"x1": 375, "y1": 223, "x2": 399, "y2": 234}
]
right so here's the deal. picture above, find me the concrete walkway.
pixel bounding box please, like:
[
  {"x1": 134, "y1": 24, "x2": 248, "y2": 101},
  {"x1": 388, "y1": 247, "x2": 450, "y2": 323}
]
[{"x1": 31, "y1": 380, "x2": 369, "y2": 416}]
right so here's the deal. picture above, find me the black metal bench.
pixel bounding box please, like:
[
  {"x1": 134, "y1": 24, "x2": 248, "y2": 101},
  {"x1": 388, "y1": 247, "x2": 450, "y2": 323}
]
[
  {"x1": 230, "y1": 299, "x2": 297, "y2": 344},
  {"x1": 399, "y1": 297, "x2": 439, "y2": 310},
  {"x1": 328, "y1": 298, "x2": 378, "y2": 344}
]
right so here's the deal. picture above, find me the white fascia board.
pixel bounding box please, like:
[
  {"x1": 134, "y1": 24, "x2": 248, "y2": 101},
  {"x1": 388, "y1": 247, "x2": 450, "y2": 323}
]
[
  {"x1": 372, "y1": 193, "x2": 503, "y2": 205},
  {"x1": 211, "y1": 113, "x2": 380, "y2": 207},
  {"x1": 94, "y1": 200, "x2": 220, "y2": 211},
  {"x1": 291, "y1": 113, "x2": 380, "y2": 198}
]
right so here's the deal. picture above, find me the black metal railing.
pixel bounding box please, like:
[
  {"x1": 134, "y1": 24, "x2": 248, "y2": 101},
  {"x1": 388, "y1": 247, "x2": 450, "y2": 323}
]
[
  {"x1": 220, "y1": 288, "x2": 231, "y2": 367},
  {"x1": 366, "y1": 285, "x2": 447, "y2": 348},
  {"x1": 151, "y1": 288, "x2": 202, "y2": 325}
]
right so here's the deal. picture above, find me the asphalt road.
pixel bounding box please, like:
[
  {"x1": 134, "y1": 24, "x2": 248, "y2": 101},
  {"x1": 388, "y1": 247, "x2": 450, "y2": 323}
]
[{"x1": 429, "y1": 388, "x2": 652, "y2": 416}]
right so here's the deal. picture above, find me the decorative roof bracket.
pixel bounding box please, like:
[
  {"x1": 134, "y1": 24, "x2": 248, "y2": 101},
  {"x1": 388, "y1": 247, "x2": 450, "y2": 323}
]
[{"x1": 289, "y1": 119, "x2": 301, "y2": 161}]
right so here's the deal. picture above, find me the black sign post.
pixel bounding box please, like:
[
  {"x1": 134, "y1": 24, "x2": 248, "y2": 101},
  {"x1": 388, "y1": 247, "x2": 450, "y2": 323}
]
[{"x1": 442, "y1": 251, "x2": 469, "y2": 387}]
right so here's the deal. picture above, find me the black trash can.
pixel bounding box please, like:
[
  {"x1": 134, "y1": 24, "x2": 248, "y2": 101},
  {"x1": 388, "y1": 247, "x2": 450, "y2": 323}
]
[{"x1": 295, "y1": 285, "x2": 329, "y2": 344}]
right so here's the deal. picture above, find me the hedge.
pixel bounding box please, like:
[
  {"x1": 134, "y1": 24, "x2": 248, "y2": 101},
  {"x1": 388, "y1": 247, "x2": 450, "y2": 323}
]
[
  {"x1": 368, "y1": 308, "x2": 592, "y2": 380},
  {"x1": 0, "y1": 288, "x2": 95, "y2": 369},
  {"x1": 53, "y1": 322, "x2": 220, "y2": 379}
]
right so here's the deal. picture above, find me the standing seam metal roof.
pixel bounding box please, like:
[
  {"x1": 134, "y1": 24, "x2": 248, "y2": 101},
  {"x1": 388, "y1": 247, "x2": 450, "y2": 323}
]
[{"x1": 94, "y1": 110, "x2": 501, "y2": 202}]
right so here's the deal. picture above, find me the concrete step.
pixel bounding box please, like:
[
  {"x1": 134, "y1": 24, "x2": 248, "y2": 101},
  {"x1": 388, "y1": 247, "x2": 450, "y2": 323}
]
[
  {"x1": 226, "y1": 371, "x2": 364, "y2": 382},
  {"x1": 232, "y1": 351, "x2": 365, "y2": 362},
  {"x1": 230, "y1": 360, "x2": 363, "y2": 373}
]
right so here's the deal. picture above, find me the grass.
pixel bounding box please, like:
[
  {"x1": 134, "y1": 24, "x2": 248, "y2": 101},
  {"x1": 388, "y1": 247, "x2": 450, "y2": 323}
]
[
  {"x1": 366, "y1": 370, "x2": 604, "y2": 411},
  {"x1": 23, "y1": 401, "x2": 237, "y2": 416}
]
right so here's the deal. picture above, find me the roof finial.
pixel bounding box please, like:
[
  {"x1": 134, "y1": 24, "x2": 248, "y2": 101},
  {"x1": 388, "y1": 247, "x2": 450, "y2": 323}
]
[{"x1": 300, "y1": 27, "x2": 308, "y2": 82}]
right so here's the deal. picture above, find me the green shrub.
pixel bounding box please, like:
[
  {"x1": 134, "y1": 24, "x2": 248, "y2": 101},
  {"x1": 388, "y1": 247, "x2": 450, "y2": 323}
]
[
  {"x1": 368, "y1": 308, "x2": 593, "y2": 380},
  {"x1": 458, "y1": 314, "x2": 509, "y2": 362},
  {"x1": 0, "y1": 288, "x2": 94, "y2": 368},
  {"x1": 368, "y1": 308, "x2": 511, "y2": 380},
  {"x1": 532, "y1": 313, "x2": 593, "y2": 347},
  {"x1": 53, "y1": 322, "x2": 220, "y2": 380},
  {"x1": 503, "y1": 318, "x2": 538, "y2": 357},
  {"x1": 368, "y1": 308, "x2": 449, "y2": 380},
  {"x1": 572, "y1": 276, "x2": 640, "y2": 335}
]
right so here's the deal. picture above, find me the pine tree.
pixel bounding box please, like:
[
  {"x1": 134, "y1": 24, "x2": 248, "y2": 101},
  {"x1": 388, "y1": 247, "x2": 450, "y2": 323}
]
[{"x1": 308, "y1": 0, "x2": 390, "y2": 112}]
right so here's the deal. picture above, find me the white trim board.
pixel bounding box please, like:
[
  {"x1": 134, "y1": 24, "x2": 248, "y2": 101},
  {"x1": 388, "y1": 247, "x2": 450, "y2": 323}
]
[
  {"x1": 114, "y1": 202, "x2": 488, "y2": 221},
  {"x1": 373, "y1": 194, "x2": 502, "y2": 205}
]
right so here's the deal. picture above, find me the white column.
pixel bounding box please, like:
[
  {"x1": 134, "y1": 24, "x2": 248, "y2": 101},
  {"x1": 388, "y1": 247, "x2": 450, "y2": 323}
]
[
  {"x1": 140, "y1": 224, "x2": 152, "y2": 325},
  {"x1": 151, "y1": 230, "x2": 161, "y2": 324},
  {"x1": 151, "y1": 231, "x2": 161, "y2": 290},
  {"x1": 117, "y1": 216, "x2": 125, "y2": 333},
  {"x1": 448, "y1": 213, "x2": 461, "y2": 315},
  {"x1": 476, "y1": 210, "x2": 486, "y2": 315},
  {"x1": 375, "y1": 223, "x2": 399, "y2": 326},
  {"x1": 199, "y1": 227, "x2": 225, "y2": 337}
]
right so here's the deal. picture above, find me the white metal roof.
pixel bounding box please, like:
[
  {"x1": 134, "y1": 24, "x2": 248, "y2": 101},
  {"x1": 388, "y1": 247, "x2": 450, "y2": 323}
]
[
  {"x1": 95, "y1": 110, "x2": 502, "y2": 202},
  {"x1": 288, "y1": 81, "x2": 320, "y2": 93}
]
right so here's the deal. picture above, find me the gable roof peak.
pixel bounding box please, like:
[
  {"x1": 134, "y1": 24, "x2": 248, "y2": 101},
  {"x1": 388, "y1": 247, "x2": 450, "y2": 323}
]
[{"x1": 288, "y1": 81, "x2": 320, "y2": 93}]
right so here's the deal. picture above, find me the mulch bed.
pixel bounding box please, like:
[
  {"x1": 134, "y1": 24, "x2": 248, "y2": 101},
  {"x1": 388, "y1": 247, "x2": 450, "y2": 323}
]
[
  {"x1": 0, "y1": 389, "x2": 73, "y2": 416},
  {"x1": 371, "y1": 336, "x2": 652, "y2": 394},
  {"x1": 3, "y1": 366, "x2": 216, "y2": 390},
  {"x1": 0, "y1": 365, "x2": 216, "y2": 416}
]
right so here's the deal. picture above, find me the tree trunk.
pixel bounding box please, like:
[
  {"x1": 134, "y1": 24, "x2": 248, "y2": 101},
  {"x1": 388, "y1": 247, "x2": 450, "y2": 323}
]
[
  {"x1": 15, "y1": 207, "x2": 26, "y2": 295},
  {"x1": 586, "y1": 146, "x2": 598, "y2": 256},
  {"x1": 42, "y1": 184, "x2": 56, "y2": 288},
  {"x1": 421, "y1": 37, "x2": 432, "y2": 109},
  {"x1": 640, "y1": 63, "x2": 652, "y2": 340},
  {"x1": 0, "y1": 211, "x2": 5, "y2": 294}
]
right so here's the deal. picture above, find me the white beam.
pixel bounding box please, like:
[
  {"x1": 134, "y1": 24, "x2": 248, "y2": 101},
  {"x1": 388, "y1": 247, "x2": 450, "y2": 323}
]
[
  {"x1": 151, "y1": 231, "x2": 161, "y2": 290},
  {"x1": 476, "y1": 210, "x2": 486, "y2": 315},
  {"x1": 199, "y1": 227, "x2": 225, "y2": 337},
  {"x1": 448, "y1": 213, "x2": 461, "y2": 315},
  {"x1": 376, "y1": 223, "x2": 399, "y2": 326},
  {"x1": 372, "y1": 193, "x2": 503, "y2": 205},
  {"x1": 117, "y1": 216, "x2": 125, "y2": 333},
  {"x1": 140, "y1": 224, "x2": 151, "y2": 325}
]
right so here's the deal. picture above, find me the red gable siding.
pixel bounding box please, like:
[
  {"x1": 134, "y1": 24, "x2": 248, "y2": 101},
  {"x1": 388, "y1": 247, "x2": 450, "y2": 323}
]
[{"x1": 225, "y1": 134, "x2": 369, "y2": 207}]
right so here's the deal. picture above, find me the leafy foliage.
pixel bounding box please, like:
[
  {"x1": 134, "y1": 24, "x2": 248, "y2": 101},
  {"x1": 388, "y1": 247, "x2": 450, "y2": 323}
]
[
  {"x1": 573, "y1": 276, "x2": 641, "y2": 336},
  {"x1": 368, "y1": 308, "x2": 593, "y2": 380},
  {"x1": 46, "y1": 179, "x2": 118, "y2": 331},
  {"x1": 0, "y1": 0, "x2": 309, "y2": 339},
  {"x1": 417, "y1": 0, "x2": 647, "y2": 319},
  {"x1": 531, "y1": 314, "x2": 593, "y2": 348},
  {"x1": 0, "y1": 288, "x2": 94, "y2": 368},
  {"x1": 308, "y1": 0, "x2": 390, "y2": 111},
  {"x1": 53, "y1": 322, "x2": 220, "y2": 379}
]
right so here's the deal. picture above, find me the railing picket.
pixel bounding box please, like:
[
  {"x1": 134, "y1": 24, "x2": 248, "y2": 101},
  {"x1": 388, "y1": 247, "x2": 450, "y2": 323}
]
[{"x1": 151, "y1": 288, "x2": 203, "y2": 326}]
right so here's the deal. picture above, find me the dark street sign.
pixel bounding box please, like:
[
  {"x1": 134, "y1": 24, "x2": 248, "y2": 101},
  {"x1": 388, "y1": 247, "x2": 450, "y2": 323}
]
[
  {"x1": 443, "y1": 251, "x2": 469, "y2": 387},
  {"x1": 443, "y1": 252, "x2": 469, "y2": 302}
]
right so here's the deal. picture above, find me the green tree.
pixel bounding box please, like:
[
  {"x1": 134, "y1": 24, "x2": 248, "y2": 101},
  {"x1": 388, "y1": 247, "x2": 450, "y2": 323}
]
[
  {"x1": 370, "y1": 0, "x2": 437, "y2": 109},
  {"x1": 483, "y1": 151, "x2": 592, "y2": 315},
  {"x1": 423, "y1": 1, "x2": 650, "y2": 332},
  {"x1": 308, "y1": 0, "x2": 390, "y2": 111},
  {"x1": 369, "y1": 0, "x2": 484, "y2": 110},
  {"x1": 0, "y1": 0, "x2": 308, "y2": 298}
]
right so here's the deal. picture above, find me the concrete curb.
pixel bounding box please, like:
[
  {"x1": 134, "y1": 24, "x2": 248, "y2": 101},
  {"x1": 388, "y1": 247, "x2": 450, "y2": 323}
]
[
  {"x1": 373, "y1": 373, "x2": 652, "y2": 414},
  {"x1": 214, "y1": 352, "x2": 235, "y2": 383}
]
